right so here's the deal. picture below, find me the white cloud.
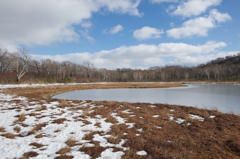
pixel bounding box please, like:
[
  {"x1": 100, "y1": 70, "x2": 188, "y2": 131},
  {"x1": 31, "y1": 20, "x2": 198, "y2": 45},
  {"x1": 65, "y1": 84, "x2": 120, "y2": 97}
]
[
  {"x1": 238, "y1": 34, "x2": 240, "y2": 37},
  {"x1": 103, "y1": 25, "x2": 124, "y2": 34},
  {"x1": 31, "y1": 41, "x2": 228, "y2": 69},
  {"x1": 0, "y1": 0, "x2": 142, "y2": 51},
  {"x1": 171, "y1": 0, "x2": 222, "y2": 17},
  {"x1": 209, "y1": 9, "x2": 231, "y2": 23},
  {"x1": 133, "y1": 26, "x2": 164, "y2": 41},
  {"x1": 79, "y1": 29, "x2": 95, "y2": 43},
  {"x1": 110, "y1": 25, "x2": 124, "y2": 34},
  {"x1": 151, "y1": 0, "x2": 179, "y2": 3},
  {"x1": 170, "y1": 22, "x2": 175, "y2": 27},
  {"x1": 167, "y1": 9, "x2": 231, "y2": 39},
  {"x1": 81, "y1": 21, "x2": 93, "y2": 28}
]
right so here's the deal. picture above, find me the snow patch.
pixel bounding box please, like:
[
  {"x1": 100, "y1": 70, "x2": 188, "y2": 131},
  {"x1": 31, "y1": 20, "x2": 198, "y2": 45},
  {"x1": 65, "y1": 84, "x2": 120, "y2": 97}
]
[{"x1": 136, "y1": 150, "x2": 147, "y2": 155}]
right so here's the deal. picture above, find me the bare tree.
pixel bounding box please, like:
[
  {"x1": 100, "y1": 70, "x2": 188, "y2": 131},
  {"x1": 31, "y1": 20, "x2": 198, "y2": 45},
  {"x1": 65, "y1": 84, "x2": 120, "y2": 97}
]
[
  {"x1": 184, "y1": 71, "x2": 189, "y2": 80},
  {"x1": 204, "y1": 67, "x2": 211, "y2": 81},
  {"x1": 212, "y1": 65, "x2": 220, "y2": 81},
  {"x1": 82, "y1": 61, "x2": 96, "y2": 78},
  {"x1": 133, "y1": 71, "x2": 143, "y2": 81},
  {"x1": 99, "y1": 68, "x2": 111, "y2": 81},
  {"x1": 11, "y1": 48, "x2": 30, "y2": 82},
  {"x1": 30, "y1": 60, "x2": 41, "y2": 74},
  {"x1": 0, "y1": 49, "x2": 11, "y2": 72}
]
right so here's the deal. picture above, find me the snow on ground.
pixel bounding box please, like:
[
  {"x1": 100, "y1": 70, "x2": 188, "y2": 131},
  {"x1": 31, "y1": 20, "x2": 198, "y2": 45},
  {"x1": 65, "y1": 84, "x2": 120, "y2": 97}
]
[
  {"x1": 136, "y1": 150, "x2": 147, "y2": 155},
  {"x1": 0, "y1": 89, "x2": 129, "y2": 159},
  {"x1": 189, "y1": 114, "x2": 204, "y2": 121},
  {"x1": 0, "y1": 84, "x2": 217, "y2": 158},
  {"x1": 122, "y1": 109, "x2": 133, "y2": 114}
]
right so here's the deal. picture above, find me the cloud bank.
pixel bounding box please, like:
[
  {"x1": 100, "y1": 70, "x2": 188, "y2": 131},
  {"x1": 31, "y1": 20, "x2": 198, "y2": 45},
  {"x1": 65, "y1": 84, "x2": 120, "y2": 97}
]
[
  {"x1": 167, "y1": 9, "x2": 231, "y2": 39},
  {"x1": 171, "y1": 0, "x2": 222, "y2": 17},
  {"x1": 31, "y1": 41, "x2": 235, "y2": 69},
  {"x1": 0, "y1": 0, "x2": 142, "y2": 51}
]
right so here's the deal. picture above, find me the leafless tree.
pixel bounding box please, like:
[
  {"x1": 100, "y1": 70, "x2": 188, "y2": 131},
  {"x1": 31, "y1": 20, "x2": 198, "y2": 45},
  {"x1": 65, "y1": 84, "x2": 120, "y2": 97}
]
[
  {"x1": 133, "y1": 71, "x2": 143, "y2": 81},
  {"x1": 204, "y1": 67, "x2": 211, "y2": 81},
  {"x1": 212, "y1": 65, "x2": 220, "y2": 81},
  {"x1": 0, "y1": 49, "x2": 11, "y2": 72},
  {"x1": 184, "y1": 71, "x2": 189, "y2": 80},
  {"x1": 82, "y1": 61, "x2": 96, "y2": 78},
  {"x1": 10, "y1": 48, "x2": 30, "y2": 82},
  {"x1": 99, "y1": 68, "x2": 110, "y2": 81}
]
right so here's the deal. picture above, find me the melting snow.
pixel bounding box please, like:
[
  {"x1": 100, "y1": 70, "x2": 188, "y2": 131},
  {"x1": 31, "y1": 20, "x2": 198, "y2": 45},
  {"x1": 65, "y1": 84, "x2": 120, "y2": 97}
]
[
  {"x1": 136, "y1": 150, "x2": 147, "y2": 155},
  {"x1": 189, "y1": 114, "x2": 204, "y2": 121},
  {"x1": 122, "y1": 109, "x2": 133, "y2": 114},
  {"x1": 98, "y1": 148, "x2": 124, "y2": 159},
  {"x1": 0, "y1": 88, "x2": 129, "y2": 159},
  {"x1": 210, "y1": 115, "x2": 215, "y2": 118}
]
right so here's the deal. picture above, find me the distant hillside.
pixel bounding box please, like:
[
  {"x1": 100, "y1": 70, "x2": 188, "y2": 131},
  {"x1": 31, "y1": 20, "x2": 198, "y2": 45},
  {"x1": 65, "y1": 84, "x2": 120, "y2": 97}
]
[{"x1": 198, "y1": 53, "x2": 240, "y2": 68}]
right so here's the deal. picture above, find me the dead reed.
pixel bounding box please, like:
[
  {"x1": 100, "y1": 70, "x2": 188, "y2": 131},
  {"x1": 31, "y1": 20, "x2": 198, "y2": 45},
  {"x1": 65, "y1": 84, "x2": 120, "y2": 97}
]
[
  {"x1": 56, "y1": 147, "x2": 71, "y2": 154},
  {"x1": 65, "y1": 136, "x2": 78, "y2": 147},
  {"x1": 0, "y1": 126, "x2": 6, "y2": 132},
  {"x1": 21, "y1": 151, "x2": 39, "y2": 159}
]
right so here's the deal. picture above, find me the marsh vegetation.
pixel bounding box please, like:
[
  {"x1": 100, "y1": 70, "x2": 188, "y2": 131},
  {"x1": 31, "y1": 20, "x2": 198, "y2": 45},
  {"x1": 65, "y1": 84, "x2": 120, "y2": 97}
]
[{"x1": 0, "y1": 83, "x2": 239, "y2": 158}]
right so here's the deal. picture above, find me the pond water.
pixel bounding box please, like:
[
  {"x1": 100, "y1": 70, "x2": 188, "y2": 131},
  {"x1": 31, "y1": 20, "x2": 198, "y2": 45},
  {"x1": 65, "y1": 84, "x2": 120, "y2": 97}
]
[{"x1": 52, "y1": 84, "x2": 240, "y2": 113}]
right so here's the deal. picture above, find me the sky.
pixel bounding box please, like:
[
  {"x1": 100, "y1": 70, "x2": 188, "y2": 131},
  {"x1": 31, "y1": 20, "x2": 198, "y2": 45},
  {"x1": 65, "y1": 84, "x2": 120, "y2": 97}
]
[{"x1": 0, "y1": 0, "x2": 240, "y2": 69}]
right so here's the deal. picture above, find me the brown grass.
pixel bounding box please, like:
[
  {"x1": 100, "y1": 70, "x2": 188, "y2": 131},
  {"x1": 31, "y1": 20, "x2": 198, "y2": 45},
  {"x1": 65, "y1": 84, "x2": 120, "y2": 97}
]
[
  {"x1": 107, "y1": 136, "x2": 121, "y2": 144},
  {"x1": 35, "y1": 133, "x2": 44, "y2": 138},
  {"x1": 14, "y1": 113, "x2": 26, "y2": 124},
  {"x1": 1, "y1": 133, "x2": 16, "y2": 139},
  {"x1": 52, "y1": 118, "x2": 67, "y2": 124},
  {"x1": 36, "y1": 105, "x2": 47, "y2": 111},
  {"x1": 188, "y1": 109, "x2": 210, "y2": 119},
  {"x1": 107, "y1": 124, "x2": 127, "y2": 137},
  {"x1": 14, "y1": 126, "x2": 21, "y2": 133},
  {"x1": 122, "y1": 149, "x2": 138, "y2": 159},
  {"x1": 82, "y1": 131, "x2": 104, "y2": 141},
  {"x1": 79, "y1": 141, "x2": 107, "y2": 158},
  {"x1": 94, "y1": 122, "x2": 101, "y2": 128},
  {"x1": 0, "y1": 126, "x2": 6, "y2": 132},
  {"x1": 21, "y1": 151, "x2": 39, "y2": 159},
  {"x1": 5, "y1": 83, "x2": 185, "y2": 100},
  {"x1": 28, "y1": 112, "x2": 41, "y2": 116},
  {"x1": 105, "y1": 115, "x2": 118, "y2": 124},
  {"x1": 29, "y1": 123, "x2": 48, "y2": 135},
  {"x1": 80, "y1": 110, "x2": 89, "y2": 119},
  {"x1": 29, "y1": 142, "x2": 45, "y2": 148},
  {"x1": 65, "y1": 136, "x2": 78, "y2": 147},
  {"x1": 55, "y1": 128, "x2": 62, "y2": 133},
  {"x1": 21, "y1": 123, "x2": 29, "y2": 127},
  {"x1": 56, "y1": 147, "x2": 71, "y2": 155},
  {"x1": 82, "y1": 120, "x2": 92, "y2": 125},
  {"x1": 3, "y1": 83, "x2": 240, "y2": 159},
  {"x1": 58, "y1": 100, "x2": 69, "y2": 108},
  {"x1": 55, "y1": 155, "x2": 74, "y2": 159},
  {"x1": 82, "y1": 131, "x2": 96, "y2": 141}
]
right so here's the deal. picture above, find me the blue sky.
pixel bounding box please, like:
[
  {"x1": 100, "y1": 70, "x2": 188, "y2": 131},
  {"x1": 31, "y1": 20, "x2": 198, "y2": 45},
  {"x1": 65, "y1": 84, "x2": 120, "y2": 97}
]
[{"x1": 0, "y1": 0, "x2": 240, "y2": 69}]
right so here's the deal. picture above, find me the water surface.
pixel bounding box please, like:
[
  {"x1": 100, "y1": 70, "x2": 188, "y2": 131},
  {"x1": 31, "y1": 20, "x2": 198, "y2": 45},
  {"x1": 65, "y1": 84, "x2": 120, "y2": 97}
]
[{"x1": 53, "y1": 84, "x2": 240, "y2": 113}]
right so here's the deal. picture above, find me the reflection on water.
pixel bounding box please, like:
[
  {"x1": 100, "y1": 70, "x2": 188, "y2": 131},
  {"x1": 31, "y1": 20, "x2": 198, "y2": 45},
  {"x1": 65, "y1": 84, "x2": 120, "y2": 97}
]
[{"x1": 53, "y1": 84, "x2": 240, "y2": 113}]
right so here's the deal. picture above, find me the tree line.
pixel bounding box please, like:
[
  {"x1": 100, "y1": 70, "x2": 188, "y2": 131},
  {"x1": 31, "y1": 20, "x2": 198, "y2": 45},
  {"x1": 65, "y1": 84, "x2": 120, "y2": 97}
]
[{"x1": 0, "y1": 48, "x2": 240, "y2": 84}]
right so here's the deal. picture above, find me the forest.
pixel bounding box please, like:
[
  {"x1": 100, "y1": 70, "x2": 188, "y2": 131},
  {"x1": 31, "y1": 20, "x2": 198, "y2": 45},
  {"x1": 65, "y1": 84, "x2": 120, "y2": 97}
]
[{"x1": 0, "y1": 48, "x2": 240, "y2": 84}]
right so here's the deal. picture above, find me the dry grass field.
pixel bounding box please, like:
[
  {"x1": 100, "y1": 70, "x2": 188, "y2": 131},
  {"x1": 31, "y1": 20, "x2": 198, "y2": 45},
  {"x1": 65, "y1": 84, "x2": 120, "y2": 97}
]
[{"x1": 0, "y1": 82, "x2": 239, "y2": 159}]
